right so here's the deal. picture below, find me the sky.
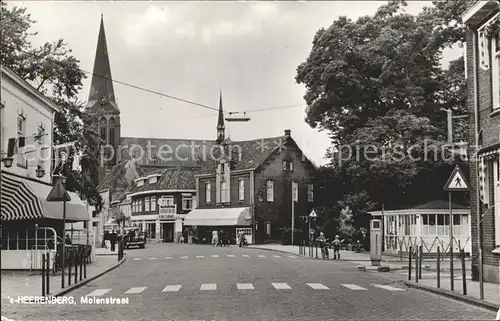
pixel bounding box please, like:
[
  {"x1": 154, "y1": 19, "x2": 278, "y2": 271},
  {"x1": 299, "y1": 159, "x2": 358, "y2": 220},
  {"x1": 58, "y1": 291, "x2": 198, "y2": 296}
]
[{"x1": 9, "y1": 1, "x2": 461, "y2": 166}]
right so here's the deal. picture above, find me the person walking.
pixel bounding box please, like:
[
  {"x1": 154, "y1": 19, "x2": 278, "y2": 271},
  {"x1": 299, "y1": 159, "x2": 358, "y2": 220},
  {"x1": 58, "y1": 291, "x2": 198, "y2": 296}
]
[
  {"x1": 110, "y1": 230, "x2": 117, "y2": 252},
  {"x1": 212, "y1": 230, "x2": 219, "y2": 247},
  {"x1": 332, "y1": 235, "x2": 341, "y2": 259}
]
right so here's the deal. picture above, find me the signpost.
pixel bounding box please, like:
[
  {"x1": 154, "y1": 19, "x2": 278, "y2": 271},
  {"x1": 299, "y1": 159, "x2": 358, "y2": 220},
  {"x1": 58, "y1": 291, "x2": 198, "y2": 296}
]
[
  {"x1": 443, "y1": 165, "x2": 469, "y2": 292},
  {"x1": 309, "y1": 210, "x2": 317, "y2": 247}
]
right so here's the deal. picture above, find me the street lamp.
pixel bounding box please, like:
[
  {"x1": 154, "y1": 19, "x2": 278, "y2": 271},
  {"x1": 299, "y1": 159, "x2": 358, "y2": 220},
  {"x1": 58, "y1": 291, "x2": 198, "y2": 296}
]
[
  {"x1": 35, "y1": 165, "x2": 45, "y2": 178},
  {"x1": 1, "y1": 157, "x2": 13, "y2": 168}
]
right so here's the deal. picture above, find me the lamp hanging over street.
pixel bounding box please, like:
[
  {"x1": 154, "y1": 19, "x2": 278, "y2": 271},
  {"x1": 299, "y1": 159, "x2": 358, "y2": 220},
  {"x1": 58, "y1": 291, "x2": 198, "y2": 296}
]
[
  {"x1": 35, "y1": 165, "x2": 45, "y2": 178},
  {"x1": 1, "y1": 157, "x2": 13, "y2": 168}
]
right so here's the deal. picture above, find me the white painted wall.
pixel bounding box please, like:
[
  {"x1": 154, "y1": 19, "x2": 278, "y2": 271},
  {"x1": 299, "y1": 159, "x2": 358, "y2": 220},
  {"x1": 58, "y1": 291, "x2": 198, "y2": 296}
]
[{"x1": 0, "y1": 68, "x2": 59, "y2": 184}]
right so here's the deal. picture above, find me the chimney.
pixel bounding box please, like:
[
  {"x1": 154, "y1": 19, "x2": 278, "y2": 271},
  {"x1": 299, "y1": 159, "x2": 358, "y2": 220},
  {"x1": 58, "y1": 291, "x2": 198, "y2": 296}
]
[{"x1": 284, "y1": 129, "x2": 291, "y2": 136}]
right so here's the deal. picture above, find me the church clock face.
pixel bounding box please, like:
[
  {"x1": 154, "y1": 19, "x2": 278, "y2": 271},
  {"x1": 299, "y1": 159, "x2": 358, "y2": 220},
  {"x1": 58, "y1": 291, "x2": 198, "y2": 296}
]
[{"x1": 99, "y1": 96, "x2": 108, "y2": 105}]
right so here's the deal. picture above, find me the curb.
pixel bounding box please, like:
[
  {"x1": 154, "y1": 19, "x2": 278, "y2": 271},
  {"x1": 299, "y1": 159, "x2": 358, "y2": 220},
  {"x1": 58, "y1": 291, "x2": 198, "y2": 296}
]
[
  {"x1": 403, "y1": 281, "x2": 499, "y2": 312},
  {"x1": 53, "y1": 256, "x2": 126, "y2": 297}
]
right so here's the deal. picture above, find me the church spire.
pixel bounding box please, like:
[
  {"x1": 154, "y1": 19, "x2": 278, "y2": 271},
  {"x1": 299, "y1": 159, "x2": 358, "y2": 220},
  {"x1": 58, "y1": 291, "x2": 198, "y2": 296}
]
[
  {"x1": 216, "y1": 89, "x2": 225, "y2": 145},
  {"x1": 88, "y1": 14, "x2": 118, "y2": 112}
]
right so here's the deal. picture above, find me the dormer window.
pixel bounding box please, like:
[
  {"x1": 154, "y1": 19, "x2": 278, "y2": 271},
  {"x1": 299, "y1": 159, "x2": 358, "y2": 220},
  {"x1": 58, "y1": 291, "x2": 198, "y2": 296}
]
[
  {"x1": 148, "y1": 175, "x2": 159, "y2": 184},
  {"x1": 136, "y1": 178, "x2": 146, "y2": 187},
  {"x1": 283, "y1": 160, "x2": 293, "y2": 171}
]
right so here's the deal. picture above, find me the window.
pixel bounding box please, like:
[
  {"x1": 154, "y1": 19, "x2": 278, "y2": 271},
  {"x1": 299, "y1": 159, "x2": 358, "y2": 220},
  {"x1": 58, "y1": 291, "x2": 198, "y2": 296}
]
[
  {"x1": 220, "y1": 162, "x2": 225, "y2": 174},
  {"x1": 182, "y1": 195, "x2": 193, "y2": 210},
  {"x1": 220, "y1": 181, "x2": 227, "y2": 203},
  {"x1": 307, "y1": 184, "x2": 313, "y2": 202},
  {"x1": 205, "y1": 182, "x2": 211, "y2": 203},
  {"x1": 148, "y1": 176, "x2": 158, "y2": 184},
  {"x1": 238, "y1": 179, "x2": 245, "y2": 201},
  {"x1": 283, "y1": 160, "x2": 293, "y2": 171},
  {"x1": 151, "y1": 196, "x2": 157, "y2": 211},
  {"x1": 145, "y1": 197, "x2": 150, "y2": 211},
  {"x1": 494, "y1": 158, "x2": 500, "y2": 246},
  {"x1": 99, "y1": 118, "x2": 106, "y2": 141},
  {"x1": 478, "y1": 13, "x2": 500, "y2": 110},
  {"x1": 16, "y1": 110, "x2": 27, "y2": 168},
  {"x1": 136, "y1": 179, "x2": 145, "y2": 187},
  {"x1": 493, "y1": 31, "x2": 499, "y2": 110},
  {"x1": 266, "y1": 180, "x2": 274, "y2": 202}
]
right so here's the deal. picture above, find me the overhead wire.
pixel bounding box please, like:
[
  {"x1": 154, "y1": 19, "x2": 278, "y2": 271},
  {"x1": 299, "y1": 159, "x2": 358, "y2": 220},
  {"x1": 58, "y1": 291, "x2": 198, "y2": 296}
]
[{"x1": 2, "y1": 44, "x2": 308, "y2": 116}]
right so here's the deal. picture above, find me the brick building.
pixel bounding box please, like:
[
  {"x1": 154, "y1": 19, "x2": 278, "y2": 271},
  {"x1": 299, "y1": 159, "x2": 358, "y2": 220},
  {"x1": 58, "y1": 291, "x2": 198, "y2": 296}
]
[
  {"x1": 184, "y1": 96, "x2": 317, "y2": 245},
  {"x1": 462, "y1": 0, "x2": 500, "y2": 283}
]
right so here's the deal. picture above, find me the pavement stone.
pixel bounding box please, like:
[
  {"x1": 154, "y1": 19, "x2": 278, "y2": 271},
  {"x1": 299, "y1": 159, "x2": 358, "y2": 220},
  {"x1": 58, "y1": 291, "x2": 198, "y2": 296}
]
[{"x1": 1, "y1": 243, "x2": 496, "y2": 321}]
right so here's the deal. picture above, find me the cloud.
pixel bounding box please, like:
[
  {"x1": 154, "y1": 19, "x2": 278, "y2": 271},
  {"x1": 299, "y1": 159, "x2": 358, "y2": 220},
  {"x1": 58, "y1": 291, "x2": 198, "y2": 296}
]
[{"x1": 122, "y1": 6, "x2": 171, "y2": 45}]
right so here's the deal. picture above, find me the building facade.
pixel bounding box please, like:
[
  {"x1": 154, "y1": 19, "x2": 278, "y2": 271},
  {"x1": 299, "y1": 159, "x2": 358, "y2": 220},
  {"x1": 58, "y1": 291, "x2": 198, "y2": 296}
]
[
  {"x1": 462, "y1": 0, "x2": 500, "y2": 283},
  {"x1": 0, "y1": 66, "x2": 89, "y2": 269},
  {"x1": 185, "y1": 98, "x2": 317, "y2": 245},
  {"x1": 124, "y1": 168, "x2": 197, "y2": 242}
]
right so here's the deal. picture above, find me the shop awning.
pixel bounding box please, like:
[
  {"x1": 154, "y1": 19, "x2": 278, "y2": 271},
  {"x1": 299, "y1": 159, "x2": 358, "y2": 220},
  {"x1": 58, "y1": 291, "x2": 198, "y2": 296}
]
[
  {"x1": 183, "y1": 207, "x2": 251, "y2": 226},
  {"x1": 1, "y1": 172, "x2": 90, "y2": 222}
]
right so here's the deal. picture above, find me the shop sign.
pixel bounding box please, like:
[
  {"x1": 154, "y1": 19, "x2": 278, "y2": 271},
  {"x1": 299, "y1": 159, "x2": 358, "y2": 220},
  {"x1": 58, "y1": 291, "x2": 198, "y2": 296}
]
[{"x1": 158, "y1": 213, "x2": 176, "y2": 220}]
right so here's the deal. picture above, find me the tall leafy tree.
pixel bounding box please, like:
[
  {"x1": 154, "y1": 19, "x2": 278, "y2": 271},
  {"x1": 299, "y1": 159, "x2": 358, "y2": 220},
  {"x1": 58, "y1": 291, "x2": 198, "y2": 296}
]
[
  {"x1": 296, "y1": 0, "x2": 471, "y2": 232},
  {"x1": 1, "y1": 2, "x2": 103, "y2": 213}
]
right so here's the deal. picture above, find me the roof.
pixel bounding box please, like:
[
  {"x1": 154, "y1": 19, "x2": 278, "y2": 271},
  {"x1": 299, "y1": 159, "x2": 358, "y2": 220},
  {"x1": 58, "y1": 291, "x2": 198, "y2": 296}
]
[
  {"x1": 87, "y1": 15, "x2": 119, "y2": 114},
  {"x1": 197, "y1": 135, "x2": 305, "y2": 175},
  {"x1": 1, "y1": 66, "x2": 61, "y2": 113},
  {"x1": 127, "y1": 167, "x2": 198, "y2": 196},
  {"x1": 97, "y1": 159, "x2": 145, "y2": 196},
  {"x1": 120, "y1": 137, "x2": 215, "y2": 167}
]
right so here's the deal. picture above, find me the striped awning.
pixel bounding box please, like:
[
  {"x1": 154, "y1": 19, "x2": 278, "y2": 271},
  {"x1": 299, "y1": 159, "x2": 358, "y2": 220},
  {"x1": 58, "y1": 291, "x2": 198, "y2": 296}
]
[{"x1": 1, "y1": 172, "x2": 90, "y2": 222}]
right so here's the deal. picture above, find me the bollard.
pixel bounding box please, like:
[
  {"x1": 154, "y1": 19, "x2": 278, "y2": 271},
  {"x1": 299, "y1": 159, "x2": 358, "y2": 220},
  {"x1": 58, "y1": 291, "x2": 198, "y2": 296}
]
[
  {"x1": 42, "y1": 254, "x2": 46, "y2": 297},
  {"x1": 419, "y1": 245, "x2": 423, "y2": 280},
  {"x1": 315, "y1": 243, "x2": 318, "y2": 258},
  {"x1": 68, "y1": 249, "x2": 72, "y2": 286},
  {"x1": 80, "y1": 250, "x2": 83, "y2": 282},
  {"x1": 408, "y1": 246, "x2": 412, "y2": 281},
  {"x1": 437, "y1": 246, "x2": 441, "y2": 289},
  {"x1": 84, "y1": 251, "x2": 87, "y2": 279},
  {"x1": 74, "y1": 250, "x2": 78, "y2": 284},
  {"x1": 46, "y1": 253, "x2": 50, "y2": 295},
  {"x1": 461, "y1": 249, "x2": 467, "y2": 295},
  {"x1": 415, "y1": 248, "x2": 419, "y2": 283}
]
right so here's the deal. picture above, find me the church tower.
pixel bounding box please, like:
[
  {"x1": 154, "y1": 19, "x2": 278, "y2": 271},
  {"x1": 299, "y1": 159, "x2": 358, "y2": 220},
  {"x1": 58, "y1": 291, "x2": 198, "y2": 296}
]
[
  {"x1": 87, "y1": 15, "x2": 121, "y2": 184},
  {"x1": 215, "y1": 90, "x2": 225, "y2": 145}
]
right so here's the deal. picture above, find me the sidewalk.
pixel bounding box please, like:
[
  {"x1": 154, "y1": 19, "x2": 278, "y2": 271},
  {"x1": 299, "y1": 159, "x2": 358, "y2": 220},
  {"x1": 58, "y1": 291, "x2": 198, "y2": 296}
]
[
  {"x1": 1, "y1": 255, "x2": 121, "y2": 298},
  {"x1": 404, "y1": 275, "x2": 500, "y2": 311},
  {"x1": 248, "y1": 244, "x2": 471, "y2": 271}
]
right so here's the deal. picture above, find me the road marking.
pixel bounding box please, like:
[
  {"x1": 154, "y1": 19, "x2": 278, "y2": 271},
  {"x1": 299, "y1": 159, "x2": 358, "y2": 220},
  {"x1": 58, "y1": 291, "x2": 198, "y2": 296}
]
[
  {"x1": 124, "y1": 287, "x2": 147, "y2": 294},
  {"x1": 372, "y1": 284, "x2": 405, "y2": 291},
  {"x1": 196, "y1": 255, "x2": 204, "y2": 258},
  {"x1": 242, "y1": 254, "x2": 250, "y2": 257},
  {"x1": 162, "y1": 285, "x2": 182, "y2": 292},
  {"x1": 132, "y1": 258, "x2": 141, "y2": 261},
  {"x1": 164, "y1": 257, "x2": 172, "y2": 259},
  {"x1": 257, "y1": 255, "x2": 266, "y2": 258},
  {"x1": 272, "y1": 255, "x2": 281, "y2": 258},
  {"x1": 212, "y1": 255, "x2": 219, "y2": 258},
  {"x1": 200, "y1": 283, "x2": 217, "y2": 291},
  {"x1": 86, "y1": 289, "x2": 111, "y2": 296},
  {"x1": 341, "y1": 284, "x2": 367, "y2": 291},
  {"x1": 237, "y1": 283, "x2": 254, "y2": 290},
  {"x1": 181, "y1": 256, "x2": 188, "y2": 259},
  {"x1": 271, "y1": 283, "x2": 291, "y2": 290},
  {"x1": 227, "y1": 255, "x2": 235, "y2": 258},
  {"x1": 307, "y1": 283, "x2": 329, "y2": 290},
  {"x1": 148, "y1": 257, "x2": 157, "y2": 260}
]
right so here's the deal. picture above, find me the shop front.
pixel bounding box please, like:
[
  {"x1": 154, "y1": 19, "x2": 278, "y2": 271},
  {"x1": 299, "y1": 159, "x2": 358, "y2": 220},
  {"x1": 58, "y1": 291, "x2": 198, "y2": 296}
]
[
  {"x1": 183, "y1": 207, "x2": 252, "y2": 244},
  {"x1": 131, "y1": 209, "x2": 183, "y2": 243}
]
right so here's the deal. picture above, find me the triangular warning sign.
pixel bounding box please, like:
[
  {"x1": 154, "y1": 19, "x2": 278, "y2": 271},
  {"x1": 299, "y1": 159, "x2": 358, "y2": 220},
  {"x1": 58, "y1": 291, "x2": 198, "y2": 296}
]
[
  {"x1": 46, "y1": 179, "x2": 71, "y2": 202},
  {"x1": 444, "y1": 165, "x2": 469, "y2": 192},
  {"x1": 309, "y1": 209, "x2": 317, "y2": 218}
]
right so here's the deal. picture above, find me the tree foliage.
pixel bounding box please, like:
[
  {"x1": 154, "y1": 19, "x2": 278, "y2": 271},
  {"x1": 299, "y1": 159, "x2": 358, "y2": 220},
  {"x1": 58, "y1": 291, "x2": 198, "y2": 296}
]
[
  {"x1": 1, "y1": 3, "x2": 103, "y2": 213},
  {"x1": 297, "y1": 0, "x2": 472, "y2": 233}
]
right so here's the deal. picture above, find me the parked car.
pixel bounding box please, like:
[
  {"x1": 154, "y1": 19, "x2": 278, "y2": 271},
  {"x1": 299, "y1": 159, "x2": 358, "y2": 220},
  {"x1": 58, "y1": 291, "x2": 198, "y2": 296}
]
[{"x1": 124, "y1": 227, "x2": 145, "y2": 249}]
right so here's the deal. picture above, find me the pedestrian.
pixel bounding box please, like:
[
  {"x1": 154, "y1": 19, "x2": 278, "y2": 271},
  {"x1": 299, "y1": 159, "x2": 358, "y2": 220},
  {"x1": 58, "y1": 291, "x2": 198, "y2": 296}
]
[
  {"x1": 212, "y1": 230, "x2": 218, "y2": 247},
  {"x1": 110, "y1": 230, "x2": 117, "y2": 252},
  {"x1": 218, "y1": 229, "x2": 224, "y2": 247},
  {"x1": 65, "y1": 234, "x2": 72, "y2": 245},
  {"x1": 332, "y1": 235, "x2": 341, "y2": 259}
]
